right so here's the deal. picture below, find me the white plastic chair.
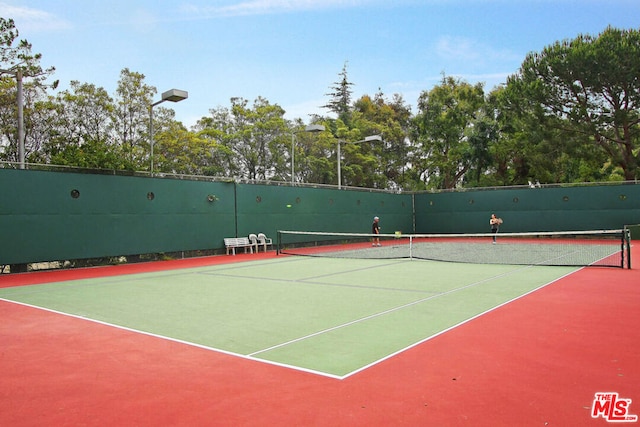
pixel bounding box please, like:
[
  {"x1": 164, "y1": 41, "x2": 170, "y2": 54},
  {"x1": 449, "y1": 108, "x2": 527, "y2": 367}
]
[
  {"x1": 248, "y1": 233, "x2": 259, "y2": 254},
  {"x1": 257, "y1": 233, "x2": 273, "y2": 252}
]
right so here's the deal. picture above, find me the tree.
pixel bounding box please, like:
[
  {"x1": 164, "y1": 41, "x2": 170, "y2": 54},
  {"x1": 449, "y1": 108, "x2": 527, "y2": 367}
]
[
  {"x1": 508, "y1": 26, "x2": 640, "y2": 180},
  {"x1": 195, "y1": 106, "x2": 239, "y2": 177},
  {"x1": 324, "y1": 62, "x2": 354, "y2": 125},
  {"x1": 287, "y1": 118, "x2": 334, "y2": 185},
  {"x1": 350, "y1": 91, "x2": 413, "y2": 189},
  {"x1": 253, "y1": 97, "x2": 289, "y2": 180},
  {"x1": 0, "y1": 17, "x2": 56, "y2": 163},
  {"x1": 196, "y1": 97, "x2": 287, "y2": 180},
  {"x1": 463, "y1": 108, "x2": 498, "y2": 187},
  {"x1": 453, "y1": 79, "x2": 607, "y2": 188},
  {"x1": 39, "y1": 81, "x2": 123, "y2": 167},
  {"x1": 412, "y1": 75, "x2": 486, "y2": 189},
  {"x1": 113, "y1": 68, "x2": 155, "y2": 169},
  {"x1": 153, "y1": 115, "x2": 215, "y2": 176}
]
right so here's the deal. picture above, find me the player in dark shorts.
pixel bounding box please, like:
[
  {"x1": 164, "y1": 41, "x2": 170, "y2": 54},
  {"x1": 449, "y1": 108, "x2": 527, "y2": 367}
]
[
  {"x1": 490, "y1": 213, "x2": 502, "y2": 243},
  {"x1": 372, "y1": 216, "x2": 381, "y2": 246}
]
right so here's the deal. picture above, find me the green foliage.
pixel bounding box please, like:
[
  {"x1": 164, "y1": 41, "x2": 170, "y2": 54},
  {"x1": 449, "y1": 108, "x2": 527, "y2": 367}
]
[
  {"x1": 350, "y1": 92, "x2": 412, "y2": 189},
  {"x1": 0, "y1": 17, "x2": 56, "y2": 163},
  {"x1": 48, "y1": 139, "x2": 135, "y2": 170},
  {"x1": 114, "y1": 68, "x2": 155, "y2": 168},
  {"x1": 509, "y1": 26, "x2": 640, "y2": 180},
  {"x1": 412, "y1": 75, "x2": 487, "y2": 189},
  {"x1": 323, "y1": 62, "x2": 354, "y2": 125},
  {"x1": 152, "y1": 120, "x2": 207, "y2": 175},
  {"x1": 1, "y1": 19, "x2": 639, "y2": 191},
  {"x1": 194, "y1": 97, "x2": 288, "y2": 180}
]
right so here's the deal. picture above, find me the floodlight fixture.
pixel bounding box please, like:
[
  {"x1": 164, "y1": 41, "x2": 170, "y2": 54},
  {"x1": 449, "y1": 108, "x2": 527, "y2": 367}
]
[{"x1": 160, "y1": 89, "x2": 188, "y2": 103}]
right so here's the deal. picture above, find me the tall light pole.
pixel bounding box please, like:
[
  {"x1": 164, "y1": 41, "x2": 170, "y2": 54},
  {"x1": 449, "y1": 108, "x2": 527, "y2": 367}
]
[
  {"x1": 149, "y1": 89, "x2": 188, "y2": 176},
  {"x1": 291, "y1": 124, "x2": 324, "y2": 184},
  {"x1": 0, "y1": 68, "x2": 25, "y2": 169},
  {"x1": 337, "y1": 134, "x2": 382, "y2": 189}
]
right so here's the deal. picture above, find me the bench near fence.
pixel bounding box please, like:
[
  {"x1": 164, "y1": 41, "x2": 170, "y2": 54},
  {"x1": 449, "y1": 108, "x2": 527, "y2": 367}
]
[
  {"x1": 224, "y1": 234, "x2": 274, "y2": 255},
  {"x1": 224, "y1": 237, "x2": 255, "y2": 255}
]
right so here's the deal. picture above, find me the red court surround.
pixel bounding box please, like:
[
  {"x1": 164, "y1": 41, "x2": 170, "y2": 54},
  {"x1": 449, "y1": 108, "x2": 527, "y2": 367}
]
[{"x1": 1, "y1": 249, "x2": 639, "y2": 426}]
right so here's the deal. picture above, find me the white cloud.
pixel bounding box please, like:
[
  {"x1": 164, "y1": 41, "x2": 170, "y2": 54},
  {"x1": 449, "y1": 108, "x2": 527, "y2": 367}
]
[
  {"x1": 435, "y1": 36, "x2": 519, "y2": 64},
  {"x1": 0, "y1": 2, "x2": 71, "y2": 32},
  {"x1": 181, "y1": 0, "x2": 374, "y2": 17},
  {"x1": 436, "y1": 36, "x2": 481, "y2": 62},
  {"x1": 128, "y1": 8, "x2": 160, "y2": 34}
]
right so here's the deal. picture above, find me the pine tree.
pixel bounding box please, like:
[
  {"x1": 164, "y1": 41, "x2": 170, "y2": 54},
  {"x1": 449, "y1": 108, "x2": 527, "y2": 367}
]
[{"x1": 323, "y1": 62, "x2": 354, "y2": 124}]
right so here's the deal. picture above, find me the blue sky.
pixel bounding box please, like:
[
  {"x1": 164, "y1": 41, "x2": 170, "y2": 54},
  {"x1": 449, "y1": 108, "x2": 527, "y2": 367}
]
[{"x1": 2, "y1": 0, "x2": 639, "y2": 127}]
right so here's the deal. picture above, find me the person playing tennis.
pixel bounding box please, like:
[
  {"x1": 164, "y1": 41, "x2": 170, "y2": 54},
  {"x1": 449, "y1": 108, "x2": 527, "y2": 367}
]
[
  {"x1": 490, "y1": 213, "x2": 503, "y2": 244},
  {"x1": 372, "y1": 216, "x2": 381, "y2": 246}
]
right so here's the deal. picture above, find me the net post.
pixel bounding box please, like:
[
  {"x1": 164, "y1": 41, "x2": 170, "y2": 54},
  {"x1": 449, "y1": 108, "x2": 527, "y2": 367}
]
[
  {"x1": 409, "y1": 235, "x2": 413, "y2": 260},
  {"x1": 624, "y1": 227, "x2": 631, "y2": 269},
  {"x1": 276, "y1": 230, "x2": 280, "y2": 256}
]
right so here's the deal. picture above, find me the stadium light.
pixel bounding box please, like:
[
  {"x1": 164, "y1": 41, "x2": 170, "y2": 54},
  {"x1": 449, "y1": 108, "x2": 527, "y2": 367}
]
[
  {"x1": 337, "y1": 134, "x2": 382, "y2": 189},
  {"x1": 0, "y1": 68, "x2": 25, "y2": 169},
  {"x1": 291, "y1": 124, "x2": 325, "y2": 184},
  {"x1": 149, "y1": 89, "x2": 188, "y2": 176}
]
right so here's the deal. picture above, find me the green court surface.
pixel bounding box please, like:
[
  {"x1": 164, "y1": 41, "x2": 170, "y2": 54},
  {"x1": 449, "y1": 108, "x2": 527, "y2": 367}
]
[{"x1": 0, "y1": 257, "x2": 578, "y2": 378}]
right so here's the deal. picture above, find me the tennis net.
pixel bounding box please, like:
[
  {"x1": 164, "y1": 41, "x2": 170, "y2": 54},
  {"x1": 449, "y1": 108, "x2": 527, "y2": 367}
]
[{"x1": 277, "y1": 229, "x2": 631, "y2": 268}]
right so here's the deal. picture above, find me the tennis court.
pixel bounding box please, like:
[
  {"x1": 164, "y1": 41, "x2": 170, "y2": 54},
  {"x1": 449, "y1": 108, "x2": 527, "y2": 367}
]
[
  {"x1": 1, "y1": 242, "x2": 639, "y2": 426},
  {"x1": 0, "y1": 255, "x2": 578, "y2": 378}
]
